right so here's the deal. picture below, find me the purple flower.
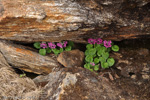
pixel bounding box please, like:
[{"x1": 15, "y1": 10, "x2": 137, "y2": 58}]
[
  {"x1": 40, "y1": 43, "x2": 47, "y2": 49},
  {"x1": 88, "y1": 38, "x2": 97, "y2": 44},
  {"x1": 103, "y1": 40, "x2": 112, "y2": 48},
  {"x1": 63, "y1": 41, "x2": 68, "y2": 47},
  {"x1": 57, "y1": 43, "x2": 63, "y2": 48},
  {"x1": 48, "y1": 42, "x2": 56, "y2": 49},
  {"x1": 90, "y1": 62, "x2": 95, "y2": 66},
  {"x1": 96, "y1": 38, "x2": 103, "y2": 44}
]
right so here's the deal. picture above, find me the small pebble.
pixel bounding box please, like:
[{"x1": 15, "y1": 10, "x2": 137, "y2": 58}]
[{"x1": 142, "y1": 74, "x2": 149, "y2": 80}]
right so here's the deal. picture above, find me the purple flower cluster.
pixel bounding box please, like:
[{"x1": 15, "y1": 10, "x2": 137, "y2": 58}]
[
  {"x1": 88, "y1": 38, "x2": 112, "y2": 48},
  {"x1": 88, "y1": 38, "x2": 103, "y2": 45},
  {"x1": 40, "y1": 43, "x2": 47, "y2": 49},
  {"x1": 103, "y1": 40, "x2": 112, "y2": 48},
  {"x1": 40, "y1": 41, "x2": 68, "y2": 49},
  {"x1": 90, "y1": 62, "x2": 95, "y2": 66}
]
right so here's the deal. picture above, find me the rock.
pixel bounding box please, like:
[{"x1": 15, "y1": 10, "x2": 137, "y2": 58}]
[
  {"x1": 34, "y1": 67, "x2": 135, "y2": 100},
  {"x1": 137, "y1": 48, "x2": 149, "y2": 56},
  {"x1": 0, "y1": 50, "x2": 10, "y2": 68},
  {"x1": 113, "y1": 48, "x2": 150, "y2": 79},
  {"x1": 0, "y1": 51, "x2": 40, "y2": 100},
  {"x1": 57, "y1": 49, "x2": 84, "y2": 67},
  {"x1": 142, "y1": 74, "x2": 149, "y2": 80},
  {"x1": 0, "y1": 40, "x2": 60, "y2": 74},
  {"x1": 0, "y1": 0, "x2": 149, "y2": 43}
]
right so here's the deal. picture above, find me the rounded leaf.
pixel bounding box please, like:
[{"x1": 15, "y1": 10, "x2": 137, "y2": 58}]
[
  {"x1": 85, "y1": 50, "x2": 89, "y2": 56},
  {"x1": 39, "y1": 49, "x2": 46, "y2": 56},
  {"x1": 85, "y1": 55, "x2": 93, "y2": 62},
  {"x1": 65, "y1": 46, "x2": 72, "y2": 51},
  {"x1": 52, "y1": 48, "x2": 60, "y2": 55},
  {"x1": 94, "y1": 58, "x2": 100, "y2": 64},
  {"x1": 101, "y1": 62, "x2": 109, "y2": 68},
  {"x1": 88, "y1": 48, "x2": 96, "y2": 56},
  {"x1": 34, "y1": 42, "x2": 41, "y2": 49},
  {"x1": 102, "y1": 52, "x2": 109, "y2": 60},
  {"x1": 86, "y1": 44, "x2": 93, "y2": 49},
  {"x1": 46, "y1": 47, "x2": 51, "y2": 53},
  {"x1": 94, "y1": 65, "x2": 99, "y2": 71},
  {"x1": 112, "y1": 45, "x2": 119, "y2": 52},
  {"x1": 107, "y1": 58, "x2": 115, "y2": 67},
  {"x1": 99, "y1": 57, "x2": 105, "y2": 63},
  {"x1": 96, "y1": 45, "x2": 101, "y2": 51},
  {"x1": 59, "y1": 48, "x2": 64, "y2": 53},
  {"x1": 84, "y1": 64, "x2": 90, "y2": 69}
]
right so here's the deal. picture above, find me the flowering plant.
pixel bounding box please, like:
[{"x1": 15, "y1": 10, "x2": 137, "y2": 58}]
[
  {"x1": 84, "y1": 38, "x2": 119, "y2": 72},
  {"x1": 33, "y1": 41, "x2": 74, "y2": 56}
]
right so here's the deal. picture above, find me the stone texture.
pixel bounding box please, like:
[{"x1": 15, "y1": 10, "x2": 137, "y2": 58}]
[
  {"x1": 57, "y1": 49, "x2": 84, "y2": 67},
  {"x1": 0, "y1": 51, "x2": 40, "y2": 100},
  {"x1": 33, "y1": 67, "x2": 135, "y2": 100},
  {"x1": 112, "y1": 48, "x2": 150, "y2": 79},
  {"x1": 0, "y1": 0, "x2": 149, "y2": 43},
  {"x1": 0, "y1": 40, "x2": 60, "y2": 74}
]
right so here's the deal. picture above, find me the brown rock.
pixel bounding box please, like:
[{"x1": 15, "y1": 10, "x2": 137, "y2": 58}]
[
  {"x1": 34, "y1": 67, "x2": 135, "y2": 100},
  {"x1": 0, "y1": 0, "x2": 149, "y2": 43},
  {"x1": 0, "y1": 40, "x2": 60, "y2": 74},
  {"x1": 57, "y1": 49, "x2": 84, "y2": 67},
  {"x1": 0, "y1": 51, "x2": 40, "y2": 100},
  {"x1": 137, "y1": 48, "x2": 149, "y2": 56}
]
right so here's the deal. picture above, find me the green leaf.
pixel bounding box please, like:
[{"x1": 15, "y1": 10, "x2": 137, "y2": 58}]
[
  {"x1": 97, "y1": 46, "x2": 106, "y2": 56},
  {"x1": 85, "y1": 55, "x2": 93, "y2": 62},
  {"x1": 39, "y1": 49, "x2": 46, "y2": 56},
  {"x1": 107, "y1": 48, "x2": 111, "y2": 52},
  {"x1": 100, "y1": 46, "x2": 106, "y2": 52},
  {"x1": 34, "y1": 42, "x2": 41, "y2": 49},
  {"x1": 94, "y1": 58, "x2": 100, "y2": 64},
  {"x1": 96, "y1": 44, "x2": 101, "y2": 51},
  {"x1": 52, "y1": 48, "x2": 60, "y2": 55},
  {"x1": 112, "y1": 45, "x2": 119, "y2": 52},
  {"x1": 46, "y1": 47, "x2": 51, "y2": 53},
  {"x1": 94, "y1": 65, "x2": 99, "y2": 71},
  {"x1": 84, "y1": 63, "x2": 90, "y2": 69},
  {"x1": 65, "y1": 46, "x2": 72, "y2": 51},
  {"x1": 86, "y1": 44, "x2": 93, "y2": 49},
  {"x1": 101, "y1": 62, "x2": 109, "y2": 69},
  {"x1": 89, "y1": 69, "x2": 94, "y2": 72},
  {"x1": 85, "y1": 50, "x2": 89, "y2": 56},
  {"x1": 89, "y1": 48, "x2": 96, "y2": 56},
  {"x1": 68, "y1": 41, "x2": 74, "y2": 47},
  {"x1": 85, "y1": 48, "x2": 96, "y2": 56},
  {"x1": 107, "y1": 57, "x2": 115, "y2": 67},
  {"x1": 20, "y1": 74, "x2": 26, "y2": 78},
  {"x1": 97, "y1": 50, "x2": 102, "y2": 56},
  {"x1": 59, "y1": 48, "x2": 64, "y2": 53},
  {"x1": 99, "y1": 57, "x2": 105, "y2": 63},
  {"x1": 102, "y1": 52, "x2": 109, "y2": 60}
]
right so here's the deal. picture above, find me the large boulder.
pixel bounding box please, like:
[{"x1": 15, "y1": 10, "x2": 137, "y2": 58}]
[
  {"x1": 33, "y1": 67, "x2": 135, "y2": 100},
  {"x1": 0, "y1": 40, "x2": 60, "y2": 74},
  {"x1": 0, "y1": 0, "x2": 149, "y2": 43},
  {"x1": 0, "y1": 52, "x2": 40, "y2": 100}
]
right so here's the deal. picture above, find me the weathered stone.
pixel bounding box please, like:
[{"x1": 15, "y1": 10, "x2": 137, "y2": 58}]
[
  {"x1": 136, "y1": 48, "x2": 149, "y2": 56},
  {"x1": 33, "y1": 67, "x2": 136, "y2": 100},
  {"x1": 0, "y1": 40, "x2": 60, "y2": 74},
  {"x1": 0, "y1": 52, "x2": 40, "y2": 100},
  {"x1": 112, "y1": 48, "x2": 150, "y2": 78},
  {"x1": 57, "y1": 49, "x2": 84, "y2": 67},
  {"x1": 0, "y1": 0, "x2": 149, "y2": 43},
  {"x1": 0, "y1": 50, "x2": 10, "y2": 68}
]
